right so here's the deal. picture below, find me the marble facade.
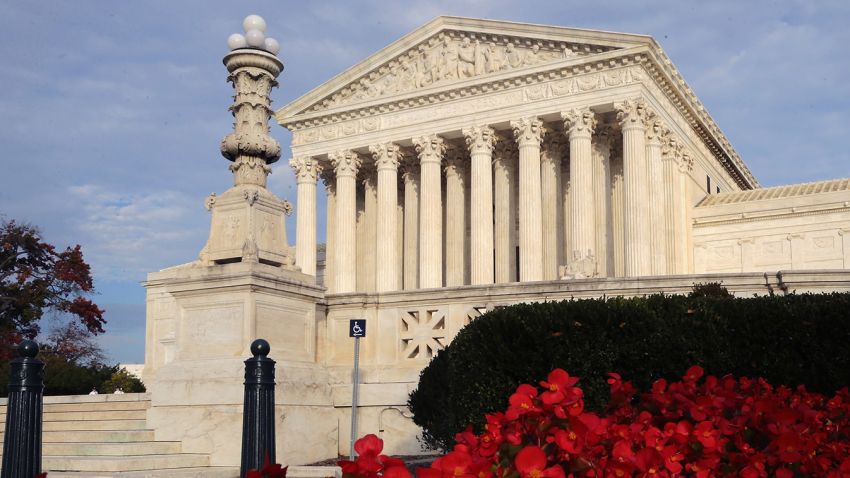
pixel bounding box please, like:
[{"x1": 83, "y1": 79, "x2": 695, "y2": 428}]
[{"x1": 144, "y1": 17, "x2": 850, "y2": 465}]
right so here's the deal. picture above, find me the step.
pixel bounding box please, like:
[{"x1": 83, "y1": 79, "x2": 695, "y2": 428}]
[
  {"x1": 1, "y1": 430, "x2": 155, "y2": 443},
  {"x1": 44, "y1": 420, "x2": 148, "y2": 431},
  {"x1": 44, "y1": 441, "x2": 182, "y2": 456},
  {"x1": 43, "y1": 454, "x2": 211, "y2": 473},
  {"x1": 41, "y1": 410, "x2": 148, "y2": 421},
  {"x1": 45, "y1": 466, "x2": 239, "y2": 477},
  {"x1": 42, "y1": 401, "x2": 150, "y2": 413}
]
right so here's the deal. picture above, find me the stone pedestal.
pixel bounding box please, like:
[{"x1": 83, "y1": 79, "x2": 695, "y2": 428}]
[{"x1": 143, "y1": 262, "x2": 332, "y2": 466}]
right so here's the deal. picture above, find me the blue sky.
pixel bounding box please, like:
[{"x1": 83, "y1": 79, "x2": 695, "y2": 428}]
[{"x1": 1, "y1": 1, "x2": 848, "y2": 364}]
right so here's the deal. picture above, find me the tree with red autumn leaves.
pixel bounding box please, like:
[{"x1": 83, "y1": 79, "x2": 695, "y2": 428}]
[{"x1": 0, "y1": 219, "x2": 105, "y2": 359}]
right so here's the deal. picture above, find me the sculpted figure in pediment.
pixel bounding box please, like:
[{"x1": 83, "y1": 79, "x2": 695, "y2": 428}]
[
  {"x1": 424, "y1": 45, "x2": 441, "y2": 86},
  {"x1": 485, "y1": 42, "x2": 505, "y2": 72},
  {"x1": 473, "y1": 40, "x2": 487, "y2": 76},
  {"x1": 523, "y1": 44, "x2": 540, "y2": 66},
  {"x1": 458, "y1": 37, "x2": 476, "y2": 78},
  {"x1": 506, "y1": 42, "x2": 523, "y2": 68},
  {"x1": 440, "y1": 38, "x2": 459, "y2": 80},
  {"x1": 400, "y1": 60, "x2": 417, "y2": 91}
]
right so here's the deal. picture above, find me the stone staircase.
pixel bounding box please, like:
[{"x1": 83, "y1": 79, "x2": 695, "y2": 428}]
[{"x1": 1, "y1": 393, "x2": 237, "y2": 477}]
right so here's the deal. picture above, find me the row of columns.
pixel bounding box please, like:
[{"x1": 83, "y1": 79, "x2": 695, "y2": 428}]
[{"x1": 291, "y1": 98, "x2": 693, "y2": 293}]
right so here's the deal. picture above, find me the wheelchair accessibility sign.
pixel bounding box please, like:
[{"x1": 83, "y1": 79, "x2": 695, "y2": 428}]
[{"x1": 349, "y1": 319, "x2": 366, "y2": 338}]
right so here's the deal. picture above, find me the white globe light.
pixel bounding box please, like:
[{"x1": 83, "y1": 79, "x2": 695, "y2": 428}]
[
  {"x1": 245, "y1": 29, "x2": 266, "y2": 48},
  {"x1": 227, "y1": 33, "x2": 247, "y2": 51},
  {"x1": 243, "y1": 15, "x2": 267, "y2": 33},
  {"x1": 264, "y1": 37, "x2": 280, "y2": 55}
]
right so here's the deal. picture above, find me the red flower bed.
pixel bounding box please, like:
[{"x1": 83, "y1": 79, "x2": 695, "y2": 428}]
[{"x1": 344, "y1": 367, "x2": 850, "y2": 477}]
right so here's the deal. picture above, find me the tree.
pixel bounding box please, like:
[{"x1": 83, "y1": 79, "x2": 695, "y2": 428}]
[{"x1": 0, "y1": 219, "x2": 105, "y2": 359}]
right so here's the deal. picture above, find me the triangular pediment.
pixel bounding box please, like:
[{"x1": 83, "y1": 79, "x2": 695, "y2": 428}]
[{"x1": 277, "y1": 16, "x2": 653, "y2": 121}]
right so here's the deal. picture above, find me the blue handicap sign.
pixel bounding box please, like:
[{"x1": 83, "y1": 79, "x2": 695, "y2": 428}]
[{"x1": 349, "y1": 319, "x2": 366, "y2": 338}]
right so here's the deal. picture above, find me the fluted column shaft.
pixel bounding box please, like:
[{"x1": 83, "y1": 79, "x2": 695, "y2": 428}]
[
  {"x1": 610, "y1": 154, "x2": 625, "y2": 277},
  {"x1": 592, "y1": 128, "x2": 613, "y2": 277},
  {"x1": 371, "y1": 143, "x2": 401, "y2": 292},
  {"x1": 617, "y1": 99, "x2": 653, "y2": 277},
  {"x1": 360, "y1": 173, "x2": 377, "y2": 292},
  {"x1": 661, "y1": 153, "x2": 679, "y2": 274},
  {"x1": 511, "y1": 118, "x2": 545, "y2": 282},
  {"x1": 493, "y1": 140, "x2": 516, "y2": 283},
  {"x1": 646, "y1": 122, "x2": 667, "y2": 275},
  {"x1": 464, "y1": 126, "x2": 496, "y2": 284},
  {"x1": 330, "y1": 151, "x2": 361, "y2": 293},
  {"x1": 541, "y1": 136, "x2": 565, "y2": 280},
  {"x1": 402, "y1": 164, "x2": 420, "y2": 290},
  {"x1": 290, "y1": 157, "x2": 322, "y2": 276},
  {"x1": 444, "y1": 149, "x2": 467, "y2": 287},
  {"x1": 414, "y1": 135, "x2": 446, "y2": 288},
  {"x1": 324, "y1": 180, "x2": 336, "y2": 291},
  {"x1": 562, "y1": 108, "x2": 597, "y2": 273}
]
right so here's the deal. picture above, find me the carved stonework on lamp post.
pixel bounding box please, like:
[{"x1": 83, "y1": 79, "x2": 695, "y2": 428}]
[{"x1": 199, "y1": 16, "x2": 296, "y2": 269}]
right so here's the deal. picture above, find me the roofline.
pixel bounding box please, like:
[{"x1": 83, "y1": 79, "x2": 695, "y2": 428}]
[{"x1": 277, "y1": 16, "x2": 653, "y2": 118}]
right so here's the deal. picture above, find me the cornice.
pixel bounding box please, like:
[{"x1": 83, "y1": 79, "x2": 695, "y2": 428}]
[{"x1": 277, "y1": 20, "x2": 759, "y2": 190}]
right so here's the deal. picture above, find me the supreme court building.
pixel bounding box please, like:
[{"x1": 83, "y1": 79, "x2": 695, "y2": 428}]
[{"x1": 143, "y1": 17, "x2": 850, "y2": 465}]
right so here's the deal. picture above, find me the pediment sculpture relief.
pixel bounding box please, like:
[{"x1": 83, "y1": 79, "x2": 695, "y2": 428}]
[{"x1": 309, "y1": 32, "x2": 616, "y2": 113}]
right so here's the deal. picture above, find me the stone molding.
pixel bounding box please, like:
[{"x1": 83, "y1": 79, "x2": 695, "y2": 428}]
[
  {"x1": 329, "y1": 150, "x2": 361, "y2": 177},
  {"x1": 510, "y1": 117, "x2": 545, "y2": 146},
  {"x1": 561, "y1": 107, "x2": 596, "y2": 139},
  {"x1": 289, "y1": 156, "x2": 323, "y2": 183},
  {"x1": 615, "y1": 98, "x2": 654, "y2": 130},
  {"x1": 413, "y1": 134, "x2": 446, "y2": 163},
  {"x1": 462, "y1": 125, "x2": 496, "y2": 154},
  {"x1": 279, "y1": 18, "x2": 757, "y2": 189},
  {"x1": 369, "y1": 143, "x2": 402, "y2": 171}
]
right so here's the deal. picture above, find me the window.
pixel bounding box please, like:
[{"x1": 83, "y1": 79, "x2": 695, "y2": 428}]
[{"x1": 706, "y1": 176, "x2": 712, "y2": 194}]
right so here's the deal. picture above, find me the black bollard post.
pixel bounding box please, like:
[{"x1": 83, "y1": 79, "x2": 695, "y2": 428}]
[
  {"x1": 2, "y1": 340, "x2": 45, "y2": 478},
  {"x1": 240, "y1": 339, "x2": 276, "y2": 478}
]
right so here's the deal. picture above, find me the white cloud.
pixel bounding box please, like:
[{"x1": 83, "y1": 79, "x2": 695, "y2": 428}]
[{"x1": 68, "y1": 184, "x2": 208, "y2": 282}]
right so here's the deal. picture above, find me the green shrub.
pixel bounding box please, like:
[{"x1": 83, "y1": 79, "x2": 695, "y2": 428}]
[{"x1": 408, "y1": 291, "x2": 850, "y2": 451}]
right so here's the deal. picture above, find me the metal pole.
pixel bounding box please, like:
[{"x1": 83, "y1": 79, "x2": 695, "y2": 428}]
[
  {"x1": 349, "y1": 336, "x2": 360, "y2": 460},
  {"x1": 2, "y1": 340, "x2": 44, "y2": 478},
  {"x1": 240, "y1": 339, "x2": 276, "y2": 478}
]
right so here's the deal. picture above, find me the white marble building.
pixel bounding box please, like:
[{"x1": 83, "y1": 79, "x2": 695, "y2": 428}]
[{"x1": 143, "y1": 17, "x2": 850, "y2": 465}]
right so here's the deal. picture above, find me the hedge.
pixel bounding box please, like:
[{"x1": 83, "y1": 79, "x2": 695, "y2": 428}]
[{"x1": 407, "y1": 290, "x2": 850, "y2": 451}]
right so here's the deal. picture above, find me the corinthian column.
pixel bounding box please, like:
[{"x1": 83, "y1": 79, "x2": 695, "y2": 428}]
[
  {"x1": 562, "y1": 107, "x2": 597, "y2": 276},
  {"x1": 646, "y1": 120, "x2": 667, "y2": 275},
  {"x1": 370, "y1": 143, "x2": 401, "y2": 292},
  {"x1": 592, "y1": 126, "x2": 613, "y2": 277},
  {"x1": 290, "y1": 156, "x2": 322, "y2": 276},
  {"x1": 414, "y1": 135, "x2": 446, "y2": 289},
  {"x1": 541, "y1": 134, "x2": 566, "y2": 280},
  {"x1": 511, "y1": 117, "x2": 545, "y2": 282},
  {"x1": 444, "y1": 147, "x2": 467, "y2": 287},
  {"x1": 329, "y1": 150, "x2": 361, "y2": 293},
  {"x1": 615, "y1": 99, "x2": 653, "y2": 277},
  {"x1": 322, "y1": 172, "x2": 336, "y2": 291},
  {"x1": 493, "y1": 138, "x2": 517, "y2": 283},
  {"x1": 463, "y1": 126, "x2": 496, "y2": 284},
  {"x1": 401, "y1": 158, "x2": 420, "y2": 290}
]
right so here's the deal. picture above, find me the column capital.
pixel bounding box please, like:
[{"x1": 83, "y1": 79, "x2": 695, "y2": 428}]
[
  {"x1": 413, "y1": 134, "x2": 446, "y2": 164},
  {"x1": 329, "y1": 150, "x2": 361, "y2": 177},
  {"x1": 561, "y1": 107, "x2": 597, "y2": 139},
  {"x1": 369, "y1": 143, "x2": 401, "y2": 171},
  {"x1": 542, "y1": 133, "x2": 568, "y2": 158},
  {"x1": 593, "y1": 124, "x2": 615, "y2": 151},
  {"x1": 510, "y1": 117, "x2": 545, "y2": 147},
  {"x1": 444, "y1": 146, "x2": 468, "y2": 178},
  {"x1": 615, "y1": 98, "x2": 654, "y2": 130},
  {"x1": 462, "y1": 125, "x2": 496, "y2": 154},
  {"x1": 646, "y1": 118, "x2": 667, "y2": 147},
  {"x1": 493, "y1": 133, "x2": 518, "y2": 161},
  {"x1": 661, "y1": 132, "x2": 683, "y2": 161},
  {"x1": 289, "y1": 156, "x2": 323, "y2": 184}
]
